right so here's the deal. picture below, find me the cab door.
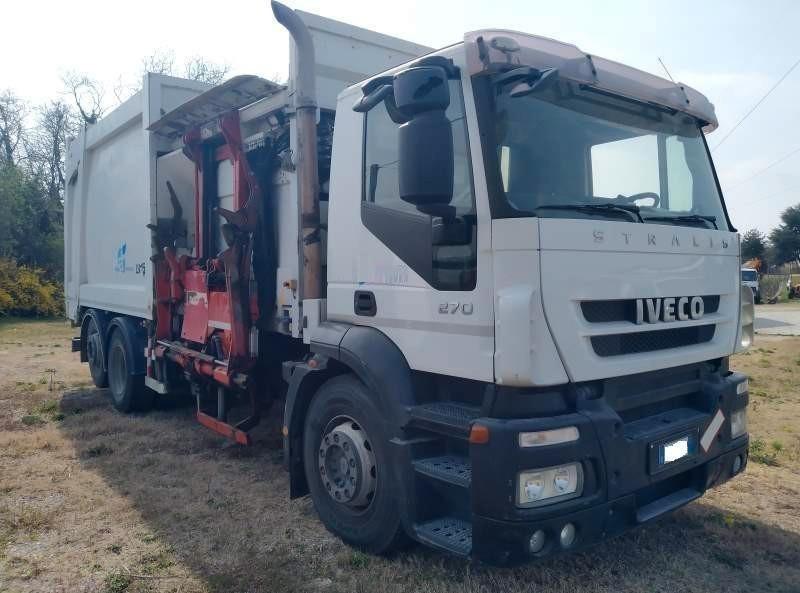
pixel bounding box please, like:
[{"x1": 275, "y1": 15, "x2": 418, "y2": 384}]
[{"x1": 326, "y1": 72, "x2": 493, "y2": 382}]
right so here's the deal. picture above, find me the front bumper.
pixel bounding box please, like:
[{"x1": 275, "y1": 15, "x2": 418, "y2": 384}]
[
  {"x1": 471, "y1": 440, "x2": 747, "y2": 564},
  {"x1": 469, "y1": 368, "x2": 749, "y2": 565}
]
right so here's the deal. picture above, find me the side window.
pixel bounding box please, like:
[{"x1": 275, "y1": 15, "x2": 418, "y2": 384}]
[
  {"x1": 590, "y1": 134, "x2": 659, "y2": 198},
  {"x1": 363, "y1": 101, "x2": 413, "y2": 212},
  {"x1": 362, "y1": 79, "x2": 477, "y2": 291}
]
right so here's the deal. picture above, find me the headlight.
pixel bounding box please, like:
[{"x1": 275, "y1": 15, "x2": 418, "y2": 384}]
[
  {"x1": 519, "y1": 426, "x2": 579, "y2": 448},
  {"x1": 517, "y1": 463, "x2": 583, "y2": 507},
  {"x1": 736, "y1": 378, "x2": 748, "y2": 395},
  {"x1": 731, "y1": 408, "x2": 747, "y2": 439},
  {"x1": 736, "y1": 285, "x2": 755, "y2": 352}
]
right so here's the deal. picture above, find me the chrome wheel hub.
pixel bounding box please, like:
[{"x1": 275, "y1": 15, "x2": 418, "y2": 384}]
[{"x1": 318, "y1": 418, "x2": 376, "y2": 508}]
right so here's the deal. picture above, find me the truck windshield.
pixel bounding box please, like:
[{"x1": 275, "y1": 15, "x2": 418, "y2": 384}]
[
  {"x1": 481, "y1": 79, "x2": 729, "y2": 230},
  {"x1": 741, "y1": 270, "x2": 758, "y2": 282}
]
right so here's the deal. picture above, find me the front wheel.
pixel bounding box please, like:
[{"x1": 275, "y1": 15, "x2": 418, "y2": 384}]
[
  {"x1": 107, "y1": 328, "x2": 152, "y2": 413},
  {"x1": 303, "y1": 375, "x2": 406, "y2": 554}
]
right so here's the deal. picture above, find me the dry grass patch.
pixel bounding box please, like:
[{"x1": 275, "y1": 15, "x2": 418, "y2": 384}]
[
  {"x1": 732, "y1": 335, "x2": 800, "y2": 470},
  {"x1": 0, "y1": 319, "x2": 799, "y2": 593}
]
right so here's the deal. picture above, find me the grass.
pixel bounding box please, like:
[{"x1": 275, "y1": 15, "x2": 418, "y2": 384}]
[
  {"x1": 750, "y1": 438, "x2": 779, "y2": 466},
  {"x1": 103, "y1": 571, "x2": 132, "y2": 593},
  {"x1": 0, "y1": 319, "x2": 799, "y2": 593}
]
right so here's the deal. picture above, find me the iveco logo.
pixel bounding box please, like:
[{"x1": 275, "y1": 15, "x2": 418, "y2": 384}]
[{"x1": 635, "y1": 296, "x2": 704, "y2": 325}]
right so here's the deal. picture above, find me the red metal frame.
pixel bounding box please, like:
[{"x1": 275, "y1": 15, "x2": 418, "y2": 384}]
[{"x1": 149, "y1": 110, "x2": 267, "y2": 445}]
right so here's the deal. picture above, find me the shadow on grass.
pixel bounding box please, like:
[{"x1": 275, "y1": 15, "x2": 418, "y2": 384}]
[{"x1": 59, "y1": 389, "x2": 800, "y2": 593}]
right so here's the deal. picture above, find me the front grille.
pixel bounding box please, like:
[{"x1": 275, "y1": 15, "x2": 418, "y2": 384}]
[
  {"x1": 581, "y1": 295, "x2": 720, "y2": 323},
  {"x1": 591, "y1": 325, "x2": 716, "y2": 357}
]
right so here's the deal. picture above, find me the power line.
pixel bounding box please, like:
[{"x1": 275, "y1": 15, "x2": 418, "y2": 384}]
[
  {"x1": 712, "y1": 55, "x2": 800, "y2": 152},
  {"x1": 734, "y1": 187, "x2": 789, "y2": 206},
  {"x1": 725, "y1": 145, "x2": 800, "y2": 192}
]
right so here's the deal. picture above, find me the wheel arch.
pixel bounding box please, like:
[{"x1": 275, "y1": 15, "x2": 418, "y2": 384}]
[{"x1": 283, "y1": 323, "x2": 416, "y2": 498}]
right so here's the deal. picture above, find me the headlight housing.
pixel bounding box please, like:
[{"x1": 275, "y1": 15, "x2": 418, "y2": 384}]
[
  {"x1": 735, "y1": 284, "x2": 755, "y2": 352},
  {"x1": 731, "y1": 407, "x2": 747, "y2": 439},
  {"x1": 517, "y1": 463, "x2": 583, "y2": 508}
]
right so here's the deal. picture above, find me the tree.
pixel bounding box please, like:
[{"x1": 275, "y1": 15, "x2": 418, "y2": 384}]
[
  {"x1": 141, "y1": 50, "x2": 229, "y2": 85},
  {"x1": 741, "y1": 229, "x2": 767, "y2": 263},
  {"x1": 141, "y1": 50, "x2": 177, "y2": 77},
  {"x1": 0, "y1": 90, "x2": 27, "y2": 165},
  {"x1": 26, "y1": 101, "x2": 78, "y2": 204},
  {"x1": 63, "y1": 72, "x2": 105, "y2": 124},
  {"x1": 183, "y1": 56, "x2": 229, "y2": 85},
  {"x1": 769, "y1": 204, "x2": 800, "y2": 265},
  {"x1": 109, "y1": 51, "x2": 230, "y2": 103}
]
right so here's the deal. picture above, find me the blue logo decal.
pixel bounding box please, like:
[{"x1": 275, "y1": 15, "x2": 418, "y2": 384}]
[{"x1": 114, "y1": 242, "x2": 128, "y2": 273}]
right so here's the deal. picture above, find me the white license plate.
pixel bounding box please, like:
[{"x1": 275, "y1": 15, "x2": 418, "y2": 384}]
[{"x1": 662, "y1": 436, "x2": 690, "y2": 464}]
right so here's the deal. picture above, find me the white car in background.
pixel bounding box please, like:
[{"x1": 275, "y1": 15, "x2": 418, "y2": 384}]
[{"x1": 741, "y1": 267, "x2": 760, "y2": 303}]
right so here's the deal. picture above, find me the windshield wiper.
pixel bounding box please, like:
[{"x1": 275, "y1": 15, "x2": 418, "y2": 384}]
[
  {"x1": 535, "y1": 203, "x2": 644, "y2": 223},
  {"x1": 643, "y1": 214, "x2": 718, "y2": 230}
]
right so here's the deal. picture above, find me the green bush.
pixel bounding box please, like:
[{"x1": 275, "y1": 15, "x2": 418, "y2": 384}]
[{"x1": 0, "y1": 258, "x2": 63, "y2": 317}]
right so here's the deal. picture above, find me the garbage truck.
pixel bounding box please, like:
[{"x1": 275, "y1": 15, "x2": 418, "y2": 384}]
[{"x1": 65, "y1": 1, "x2": 754, "y2": 564}]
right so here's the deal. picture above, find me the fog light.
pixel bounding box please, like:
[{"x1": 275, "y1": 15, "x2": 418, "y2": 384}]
[
  {"x1": 517, "y1": 463, "x2": 583, "y2": 508},
  {"x1": 528, "y1": 529, "x2": 546, "y2": 554},
  {"x1": 560, "y1": 523, "x2": 576, "y2": 548},
  {"x1": 731, "y1": 408, "x2": 747, "y2": 439},
  {"x1": 733, "y1": 455, "x2": 742, "y2": 474}
]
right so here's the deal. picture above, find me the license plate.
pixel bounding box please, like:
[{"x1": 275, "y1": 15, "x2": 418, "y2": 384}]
[
  {"x1": 661, "y1": 436, "x2": 690, "y2": 464},
  {"x1": 658, "y1": 431, "x2": 701, "y2": 469}
]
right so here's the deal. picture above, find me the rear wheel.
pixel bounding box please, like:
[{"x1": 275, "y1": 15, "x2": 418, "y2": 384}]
[
  {"x1": 85, "y1": 315, "x2": 108, "y2": 388},
  {"x1": 107, "y1": 329, "x2": 152, "y2": 413},
  {"x1": 303, "y1": 375, "x2": 406, "y2": 554}
]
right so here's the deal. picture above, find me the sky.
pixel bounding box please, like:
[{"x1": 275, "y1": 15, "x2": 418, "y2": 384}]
[{"x1": 3, "y1": 0, "x2": 799, "y2": 234}]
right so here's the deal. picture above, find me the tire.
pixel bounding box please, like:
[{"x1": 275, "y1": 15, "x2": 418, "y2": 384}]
[
  {"x1": 303, "y1": 375, "x2": 407, "y2": 554},
  {"x1": 85, "y1": 314, "x2": 108, "y2": 388},
  {"x1": 107, "y1": 328, "x2": 153, "y2": 413}
]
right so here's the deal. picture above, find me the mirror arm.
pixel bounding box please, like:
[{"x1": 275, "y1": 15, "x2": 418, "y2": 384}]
[
  {"x1": 493, "y1": 66, "x2": 543, "y2": 87},
  {"x1": 352, "y1": 83, "x2": 410, "y2": 123},
  {"x1": 353, "y1": 84, "x2": 393, "y2": 113}
]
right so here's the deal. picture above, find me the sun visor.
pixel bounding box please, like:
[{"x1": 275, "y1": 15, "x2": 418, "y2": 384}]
[{"x1": 464, "y1": 30, "x2": 718, "y2": 133}]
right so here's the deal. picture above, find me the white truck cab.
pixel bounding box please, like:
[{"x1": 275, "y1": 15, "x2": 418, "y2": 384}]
[{"x1": 66, "y1": 3, "x2": 754, "y2": 565}]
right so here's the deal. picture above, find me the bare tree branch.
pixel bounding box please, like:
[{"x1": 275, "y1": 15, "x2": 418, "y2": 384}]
[
  {"x1": 142, "y1": 49, "x2": 176, "y2": 77},
  {"x1": 112, "y1": 75, "x2": 137, "y2": 105},
  {"x1": 62, "y1": 72, "x2": 105, "y2": 125},
  {"x1": 184, "y1": 56, "x2": 230, "y2": 85}
]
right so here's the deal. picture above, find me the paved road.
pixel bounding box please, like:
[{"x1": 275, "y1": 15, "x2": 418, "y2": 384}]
[{"x1": 754, "y1": 303, "x2": 800, "y2": 336}]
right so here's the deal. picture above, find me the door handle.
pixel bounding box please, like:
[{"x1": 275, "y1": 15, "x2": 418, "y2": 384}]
[{"x1": 354, "y1": 290, "x2": 377, "y2": 316}]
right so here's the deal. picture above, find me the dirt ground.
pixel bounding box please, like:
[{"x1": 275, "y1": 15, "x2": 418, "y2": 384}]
[{"x1": 1, "y1": 318, "x2": 799, "y2": 593}]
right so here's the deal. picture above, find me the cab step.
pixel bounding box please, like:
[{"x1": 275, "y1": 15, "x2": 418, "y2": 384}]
[
  {"x1": 413, "y1": 454, "x2": 472, "y2": 488},
  {"x1": 414, "y1": 517, "x2": 472, "y2": 557},
  {"x1": 407, "y1": 402, "x2": 481, "y2": 439}
]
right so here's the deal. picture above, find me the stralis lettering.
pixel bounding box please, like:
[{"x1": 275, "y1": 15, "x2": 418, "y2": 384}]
[
  {"x1": 591, "y1": 229, "x2": 731, "y2": 250},
  {"x1": 635, "y1": 296, "x2": 704, "y2": 324}
]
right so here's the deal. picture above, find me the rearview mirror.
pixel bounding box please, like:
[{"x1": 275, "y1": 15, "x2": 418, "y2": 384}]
[{"x1": 393, "y1": 67, "x2": 454, "y2": 210}]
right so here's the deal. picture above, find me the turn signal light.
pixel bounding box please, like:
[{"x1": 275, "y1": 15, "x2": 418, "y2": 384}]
[
  {"x1": 469, "y1": 423, "x2": 490, "y2": 444},
  {"x1": 519, "y1": 426, "x2": 579, "y2": 448}
]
